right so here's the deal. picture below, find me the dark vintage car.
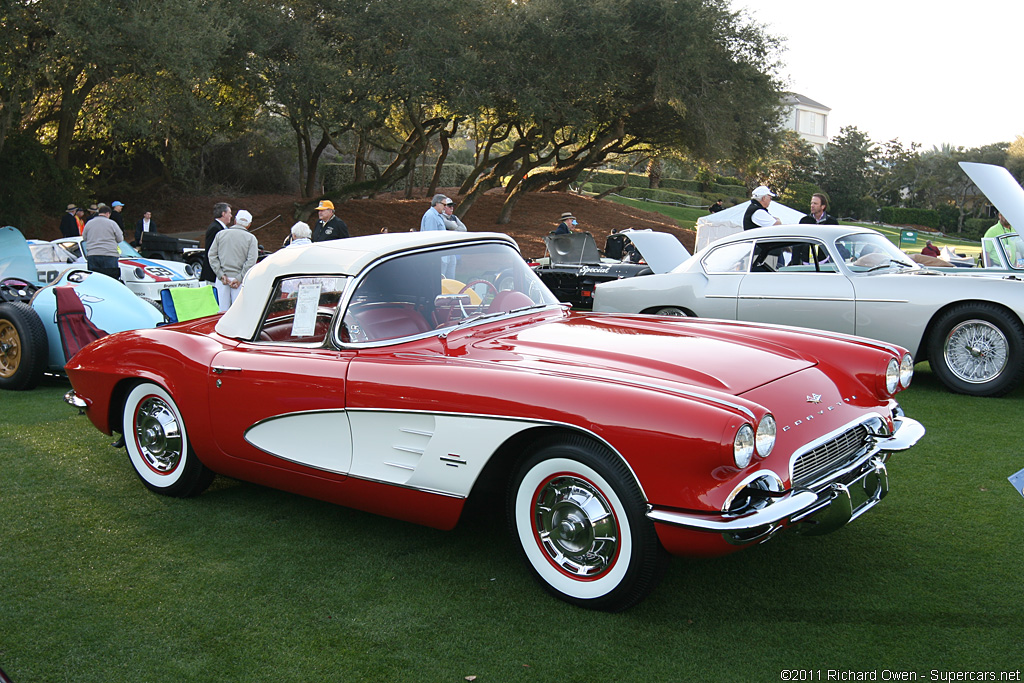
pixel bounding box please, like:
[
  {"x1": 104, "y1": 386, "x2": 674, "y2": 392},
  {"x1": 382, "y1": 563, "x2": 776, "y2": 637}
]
[
  {"x1": 65, "y1": 231, "x2": 923, "y2": 611},
  {"x1": 532, "y1": 229, "x2": 690, "y2": 308}
]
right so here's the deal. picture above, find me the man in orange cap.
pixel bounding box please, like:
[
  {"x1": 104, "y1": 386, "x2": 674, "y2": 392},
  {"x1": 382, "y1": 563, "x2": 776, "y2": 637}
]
[{"x1": 311, "y1": 199, "x2": 349, "y2": 242}]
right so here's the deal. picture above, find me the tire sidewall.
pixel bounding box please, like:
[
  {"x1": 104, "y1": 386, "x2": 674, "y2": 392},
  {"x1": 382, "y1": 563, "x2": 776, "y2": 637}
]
[
  {"x1": 122, "y1": 382, "x2": 192, "y2": 492},
  {"x1": 0, "y1": 302, "x2": 49, "y2": 391},
  {"x1": 929, "y1": 304, "x2": 1024, "y2": 396},
  {"x1": 510, "y1": 441, "x2": 655, "y2": 608}
]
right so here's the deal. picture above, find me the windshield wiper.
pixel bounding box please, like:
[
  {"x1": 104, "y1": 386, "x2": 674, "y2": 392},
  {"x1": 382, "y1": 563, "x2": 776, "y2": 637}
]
[
  {"x1": 866, "y1": 259, "x2": 914, "y2": 273},
  {"x1": 437, "y1": 302, "x2": 560, "y2": 339}
]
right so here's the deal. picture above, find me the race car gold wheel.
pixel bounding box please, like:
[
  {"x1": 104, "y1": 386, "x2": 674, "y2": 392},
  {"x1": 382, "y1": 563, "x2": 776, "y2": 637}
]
[
  {"x1": 122, "y1": 382, "x2": 214, "y2": 497},
  {"x1": 0, "y1": 302, "x2": 48, "y2": 391},
  {"x1": 508, "y1": 437, "x2": 667, "y2": 611},
  {"x1": 928, "y1": 303, "x2": 1024, "y2": 397}
]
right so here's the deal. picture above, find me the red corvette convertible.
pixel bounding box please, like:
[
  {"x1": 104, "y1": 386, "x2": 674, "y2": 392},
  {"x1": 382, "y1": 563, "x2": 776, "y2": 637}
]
[{"x1": 65, "y1": 231, "x2": 924, "y2": 610}]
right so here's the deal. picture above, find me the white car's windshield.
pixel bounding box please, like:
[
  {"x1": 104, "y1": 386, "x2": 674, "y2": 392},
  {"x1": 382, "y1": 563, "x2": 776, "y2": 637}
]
[{"x1": 838, "y1": 233, "x2": 918, "y2": 273}]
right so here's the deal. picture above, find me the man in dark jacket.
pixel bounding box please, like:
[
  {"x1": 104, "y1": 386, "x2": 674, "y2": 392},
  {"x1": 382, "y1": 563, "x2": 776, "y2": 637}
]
[
  {"x1": 134, "y1": 210, "x2": 157, "y2": 247},
  {"x1": 798, "y1": 193, "x2": 838, "y2": 226},
  {"x1": 742, "y1": 186, "x2": 781, "y2": 230},
  {"x1": 59, "y1": 204, "x2": 79, "y2": 238},
  {"x1": 199, "y1": 202, "x2": 232, "y2": 283},
  {"x1": 311, "y1": 200, "x2": 349, "y2": 242}
]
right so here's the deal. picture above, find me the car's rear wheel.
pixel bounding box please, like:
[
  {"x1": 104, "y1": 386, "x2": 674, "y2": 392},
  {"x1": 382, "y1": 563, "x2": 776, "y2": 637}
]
[
  {"x1": 650, "y1": 306, "x2": 688, "y2": 317},
  {"x1": 928, "y1": 303, "x2": 1024, "y2": 397},
  {"x1": 508, "y1": 437, "x2": 667, "y2": 611},
  {"x1": 0, "y1": 302, "x2": 48, "y2": 391},
  {"x1": 122, "y1": 382, "x2": 214, "y2": 497}
]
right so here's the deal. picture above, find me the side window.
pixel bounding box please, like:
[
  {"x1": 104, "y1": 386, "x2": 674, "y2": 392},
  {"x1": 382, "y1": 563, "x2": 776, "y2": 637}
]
[
  {"x1": 702, "y1": 242, "x2": 752, "y2": 274},
  {"x1": 752, "y1": 241, "x2": 832, "y2": 272},
  {"x1": 256, "y1": 276, "x2": 347, "y2": 344}
]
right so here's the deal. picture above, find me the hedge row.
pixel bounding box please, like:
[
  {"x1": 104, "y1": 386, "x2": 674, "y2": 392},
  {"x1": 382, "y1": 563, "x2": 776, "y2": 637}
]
[
  {"x1": 585, "y1": 182, "x2": 707, "y2": 206},
  {"x1": 879, "y1": 206, "x2": 940, "y2": 229},
  {"x1": 322, "y1": 162, "x2": 476, "y2": 194},
  {"x1": 586, "y1": 170, "x2": 747, "y2": 198}
]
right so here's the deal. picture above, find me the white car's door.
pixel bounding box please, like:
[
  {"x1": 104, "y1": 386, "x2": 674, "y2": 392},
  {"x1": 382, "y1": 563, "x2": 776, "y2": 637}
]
[{"x1": 735, "y1": 239, "x2": 856, "y2": 333}]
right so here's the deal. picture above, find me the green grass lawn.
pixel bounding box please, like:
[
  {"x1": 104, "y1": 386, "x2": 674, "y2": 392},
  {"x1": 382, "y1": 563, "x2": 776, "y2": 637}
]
[{"x1": 2, "y1": 370, "x2": 1022, "y2": 682}]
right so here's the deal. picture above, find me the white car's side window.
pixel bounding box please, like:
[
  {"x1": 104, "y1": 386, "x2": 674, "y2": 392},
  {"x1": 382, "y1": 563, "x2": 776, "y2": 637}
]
[
  {"x1": 702, "y1": 242, "x2": 752, "y2": 274},
  {"x1": 256, "y1": 276, "x2": 347, "y2": 345}
]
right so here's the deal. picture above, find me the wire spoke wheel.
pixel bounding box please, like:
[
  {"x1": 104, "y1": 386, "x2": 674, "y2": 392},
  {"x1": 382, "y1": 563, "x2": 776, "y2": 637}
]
[{"x1": 943, "y1": 319, "x2": 1008, "y2": 383}]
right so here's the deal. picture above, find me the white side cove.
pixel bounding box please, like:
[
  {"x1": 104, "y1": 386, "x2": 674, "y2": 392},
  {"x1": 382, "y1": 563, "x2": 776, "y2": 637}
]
[{"x1": 245, "y1": 410, "x2": 550, "y2": 498}]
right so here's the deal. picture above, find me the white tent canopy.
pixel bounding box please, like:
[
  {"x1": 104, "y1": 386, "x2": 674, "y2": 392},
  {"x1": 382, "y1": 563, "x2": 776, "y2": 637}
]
[{"x1": 694, "y1": 201, "x2": 808, "y2": 251}]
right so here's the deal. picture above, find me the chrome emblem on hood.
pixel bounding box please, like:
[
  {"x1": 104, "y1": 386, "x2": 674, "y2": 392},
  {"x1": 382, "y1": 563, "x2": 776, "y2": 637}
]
[{"x1": 807, "y1": 393, "x2": 822, "y2": 404}]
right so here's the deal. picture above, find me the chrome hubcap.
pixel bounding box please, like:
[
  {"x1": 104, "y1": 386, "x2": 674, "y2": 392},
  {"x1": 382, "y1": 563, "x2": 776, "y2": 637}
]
[
  {"x1": 944, "y1": 320, "x2": 1009, "y2": 383},
  {"x1": 533, "y1": 475, "x2": 618, "y2": 578},
  {"x1": 134, "y1": 397, "x2": 183, "y2": 473}
]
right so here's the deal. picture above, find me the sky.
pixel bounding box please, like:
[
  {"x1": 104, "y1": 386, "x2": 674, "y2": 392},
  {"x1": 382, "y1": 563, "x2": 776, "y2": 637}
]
[{"x1": 741, "y1": 0, "x2": 1023, "y2": 151}]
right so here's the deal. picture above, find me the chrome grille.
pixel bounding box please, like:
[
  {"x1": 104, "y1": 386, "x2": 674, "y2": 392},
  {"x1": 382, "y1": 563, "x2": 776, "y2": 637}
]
[{"x1": 792, "y1": 424, "x2": 871, "y2": 487}]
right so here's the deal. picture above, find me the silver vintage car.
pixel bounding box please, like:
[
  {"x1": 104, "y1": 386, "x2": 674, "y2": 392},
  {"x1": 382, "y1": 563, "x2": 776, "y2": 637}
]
[{"x1": 593, "y1": 223, "x2": 1024, "y2": 397}]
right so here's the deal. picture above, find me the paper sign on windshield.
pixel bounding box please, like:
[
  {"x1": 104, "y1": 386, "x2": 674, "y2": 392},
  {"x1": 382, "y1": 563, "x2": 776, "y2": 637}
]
[{"x1": 290, "y1": 283, "x2": 322, "y2": 337}]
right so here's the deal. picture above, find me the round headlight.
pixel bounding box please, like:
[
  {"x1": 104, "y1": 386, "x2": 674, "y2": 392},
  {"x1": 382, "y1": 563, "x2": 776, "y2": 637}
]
[
  {"x1": 900, "y1": 353, "x2": 914, "y2": 388},
  {"x1": 885, "y1": 358, "x2": 900, "y2": 395},
  {"x1": 733, "y1": 424, "x2": 755, "y2": 468},
  {"x1": 184, "y1": 263, "x2": 195, "y2": 277},
  {"x1": 756, "y1": 414, "x2": 776, "y2": 457},
  {"x1": 132, "y1": 266, "x2": 145, "y2": 280}
]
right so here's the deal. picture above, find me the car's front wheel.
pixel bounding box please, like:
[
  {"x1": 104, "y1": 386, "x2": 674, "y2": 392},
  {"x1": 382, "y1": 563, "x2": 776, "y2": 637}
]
[
  {"x1": 0, "y1": 302, "x2": 48, "y2": 391},
  {"x1": 122, "y1": 382, "x2": 214, "y2": 497},
  {"x1": 928, "y1": 303, "x2": 1024, "y2": 397},
  {"x1": 508, "y1": 437, "x2": 667, "y2": 611}
]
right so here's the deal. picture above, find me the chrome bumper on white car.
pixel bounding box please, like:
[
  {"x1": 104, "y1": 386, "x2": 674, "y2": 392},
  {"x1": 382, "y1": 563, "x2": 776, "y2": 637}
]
[{"x1": 647, "y1": 415, "x2": 925, "y2": 544}]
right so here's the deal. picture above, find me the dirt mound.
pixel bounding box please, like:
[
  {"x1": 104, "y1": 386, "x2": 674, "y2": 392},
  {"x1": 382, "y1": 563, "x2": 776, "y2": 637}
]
[{"x1": 39, "y1": 189, "x2": 696, "y2": 258}]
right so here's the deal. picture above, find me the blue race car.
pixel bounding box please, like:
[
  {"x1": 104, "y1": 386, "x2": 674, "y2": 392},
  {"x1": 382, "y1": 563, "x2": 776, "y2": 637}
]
[{"x1": 0, "y1": 225, "x2": 163, "y2": 390}]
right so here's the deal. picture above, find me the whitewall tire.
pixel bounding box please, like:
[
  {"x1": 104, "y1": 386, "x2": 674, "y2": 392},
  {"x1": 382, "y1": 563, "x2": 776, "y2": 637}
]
[
  {"x1": 122, "y1": 382, "x2": 214, "y2": 497},
  {"x1": 508, "y1": 437, "x2": 667, "y2": 611}
]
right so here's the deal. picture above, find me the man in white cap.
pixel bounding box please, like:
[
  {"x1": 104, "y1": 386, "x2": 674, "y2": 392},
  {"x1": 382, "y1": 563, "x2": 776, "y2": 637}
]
[
  {"x1": 208, "y1": 209, "x2": 258, "y2": 311},
  {"x1": 743, "y1": 186, "x2": 782, "y2": 230},
  {"x1": 311, "y1": 200, "x2": 349, "y2": 242}
]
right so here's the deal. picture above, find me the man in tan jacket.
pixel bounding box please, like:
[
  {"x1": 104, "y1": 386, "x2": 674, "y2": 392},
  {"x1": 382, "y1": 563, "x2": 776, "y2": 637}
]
[{"x1": 208, "y1": 209, "x2": 258, "y2": 311}]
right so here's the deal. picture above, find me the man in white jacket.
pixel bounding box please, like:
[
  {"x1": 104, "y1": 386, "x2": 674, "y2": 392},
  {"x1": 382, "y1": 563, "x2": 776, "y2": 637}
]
[{"x1": 208, "y1": 209, "x2": 258, "y2": 311}]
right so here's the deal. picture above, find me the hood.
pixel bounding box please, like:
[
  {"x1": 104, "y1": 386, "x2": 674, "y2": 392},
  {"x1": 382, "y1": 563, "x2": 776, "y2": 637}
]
[
  {"x1": 619, "y1": 230, "x2": 692, "y2": 273},
  {"x1": 118, "y1": 258, "x2": 193, "y2": 282},
  {"x1": 960, "y1": 162, "x2": 1024, "y2": 233},
  {"x1": 0, "y1": 226, "x2": 43, "y2": 285},
  {"x1": 544, "y1": 232, "x2": 602, "y2": 265},
  {"x1": 475, "y1": 313, "x2": 814, "y2": 396}
]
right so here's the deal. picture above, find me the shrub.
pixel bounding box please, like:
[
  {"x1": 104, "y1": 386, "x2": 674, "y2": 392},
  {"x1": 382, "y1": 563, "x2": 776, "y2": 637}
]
[
  {"x1": 323, "y1": 162, "x2": 475, "y2": 194},
  {"x1": 879, "y1": 206, "x2": 940, "y2": 229}
]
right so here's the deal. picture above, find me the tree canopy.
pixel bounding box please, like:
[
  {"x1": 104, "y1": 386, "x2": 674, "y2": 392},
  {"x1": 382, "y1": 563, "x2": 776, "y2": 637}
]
[{"x1": 0, "y1": 0, "x2": 784, "y2": 225}]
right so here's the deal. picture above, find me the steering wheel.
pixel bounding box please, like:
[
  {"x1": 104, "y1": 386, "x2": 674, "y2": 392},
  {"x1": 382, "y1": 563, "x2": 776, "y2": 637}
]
[{"x1": 459, "y1": 279, "x2": 499, "y2": 300}]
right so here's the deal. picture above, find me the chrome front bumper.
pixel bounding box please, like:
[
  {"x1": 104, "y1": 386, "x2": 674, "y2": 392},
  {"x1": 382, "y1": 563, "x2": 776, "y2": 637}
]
[
  {"x1": 64, "y1": 389, "x2": 88, "y2": 409},
  {"x1": 647, "y1": 416, "x2": 925, "y2": 544}
]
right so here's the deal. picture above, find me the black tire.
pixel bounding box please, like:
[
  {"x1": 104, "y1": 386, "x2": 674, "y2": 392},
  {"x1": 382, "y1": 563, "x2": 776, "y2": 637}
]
[
  {"x1": 648, "y1": 306, "x2": 689, "y2": 317},
  {"x1": 0, "y1": 302, "x2": 49, "y2": 391},
  {"x1": 507, "y1": 436, "x2": 668, "y2": 611},
  {"x1": 121, "y1": 382, "x2": 214, "y2": 497},
  {"x1": 927, "y1": 302, "x2": 1024, "y2": 397}
]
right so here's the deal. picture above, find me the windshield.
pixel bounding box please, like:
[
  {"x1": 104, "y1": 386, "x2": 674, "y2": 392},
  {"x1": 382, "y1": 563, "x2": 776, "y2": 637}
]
[
  {"x1": 837, "y1": 233, "x2": 918, "y2": 273},
  {"x1": 73, "y1": 240, "x2": 142, "y2": 259},
  {"x1": 29, "y1": 243, "x2": 71, "y2": 264},
  {"x1": 341, "y1": 241, "x2": 559, "y2": 344},
  {"x1": 988, "y1": 233, "x2": 1024, "y2": 269}
]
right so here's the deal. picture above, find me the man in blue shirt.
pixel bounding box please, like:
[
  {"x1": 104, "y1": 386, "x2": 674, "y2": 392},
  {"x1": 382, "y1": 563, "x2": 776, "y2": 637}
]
[{"x1": 420, "y1": 194, "x2": 449, "y2": 232}]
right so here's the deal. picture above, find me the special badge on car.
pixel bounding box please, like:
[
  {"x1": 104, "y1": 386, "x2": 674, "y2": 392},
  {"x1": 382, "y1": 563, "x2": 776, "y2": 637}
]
[{"x1": 807, "y1": 393, "x2": 822, "y2": 404}]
